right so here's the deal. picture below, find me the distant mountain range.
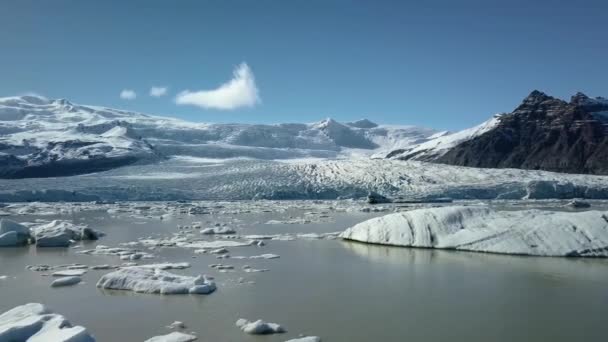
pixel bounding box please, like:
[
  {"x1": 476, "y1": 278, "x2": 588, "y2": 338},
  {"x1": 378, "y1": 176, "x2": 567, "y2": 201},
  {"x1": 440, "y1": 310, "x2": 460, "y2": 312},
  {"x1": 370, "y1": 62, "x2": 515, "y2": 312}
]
[
  {"x1": 2, "y1": 91, "x2": 607, "y2": 179},
  {"x1": 0, "y1": 95, "x2": 435, "y2": 178},
  {"x1": 388, "y1": 90, "x2": 608, "y2": 175}
]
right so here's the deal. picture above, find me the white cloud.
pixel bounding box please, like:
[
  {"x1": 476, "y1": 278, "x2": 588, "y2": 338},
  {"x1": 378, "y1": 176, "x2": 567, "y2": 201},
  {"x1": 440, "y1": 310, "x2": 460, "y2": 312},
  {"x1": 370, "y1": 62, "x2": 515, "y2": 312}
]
[
  {"x1": 150, "y1": 86, "x2": 168, "y2": 97},
  {"x1": 120, "y1": 89, "x2": 137, "y2": 100},
  {"x1": 175, "y1": 62, "x2": 260, "y2": 110}
]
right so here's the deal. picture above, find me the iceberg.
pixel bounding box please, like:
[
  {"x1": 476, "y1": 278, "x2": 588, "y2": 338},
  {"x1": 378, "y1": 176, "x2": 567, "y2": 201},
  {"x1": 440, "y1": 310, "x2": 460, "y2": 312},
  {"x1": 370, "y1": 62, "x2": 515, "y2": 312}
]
[
  {"x1": 32, "y1": 220, "x2": 103, "y2": 247},
  {"x1": 236, "y1": 318, "x2": 286, "y2": 335},
  {"x1": 0, "y1": 303, "x2": 95, "y2": 341},
  {"x1": 0, "y1": 219, "x2": 30, "y2": 247},
  {"x1": 340, "y1": 206, "x2": 608, "y2": 257},
  {"x1": 96, "y1": 267, "x2": 216, "y2": 295}
]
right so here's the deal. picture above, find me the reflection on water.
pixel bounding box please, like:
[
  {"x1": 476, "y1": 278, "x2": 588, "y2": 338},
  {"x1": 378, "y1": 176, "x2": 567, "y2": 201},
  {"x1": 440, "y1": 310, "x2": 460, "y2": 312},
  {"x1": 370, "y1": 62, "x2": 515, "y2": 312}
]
[
  {"x1": 1, "y1": 203, "x2": 608, "y2": 342},
  {"x1": 343, "y1": 240, "x2": 608, "y2": 290}
]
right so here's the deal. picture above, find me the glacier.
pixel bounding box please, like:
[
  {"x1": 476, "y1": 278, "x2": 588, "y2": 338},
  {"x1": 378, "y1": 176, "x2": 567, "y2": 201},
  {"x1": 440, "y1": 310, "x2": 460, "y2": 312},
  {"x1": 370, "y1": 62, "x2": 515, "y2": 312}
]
[
  {"x1": 2, "y1": 158, "x2": 608, "y2": 202},
  {"x1": 0, "y1": 95, "x2": 435, "y2": 178},
  {"x1": 340, "y1": 206, "x2": 608, "y2": 257}
]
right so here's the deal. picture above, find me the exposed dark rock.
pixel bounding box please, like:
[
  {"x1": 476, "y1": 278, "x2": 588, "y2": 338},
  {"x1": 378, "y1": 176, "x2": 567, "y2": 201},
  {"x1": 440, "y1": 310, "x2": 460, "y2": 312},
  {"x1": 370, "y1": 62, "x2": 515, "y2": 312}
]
[{"x1": 430, "y1": 90, "x2": 608, "y2": 175}]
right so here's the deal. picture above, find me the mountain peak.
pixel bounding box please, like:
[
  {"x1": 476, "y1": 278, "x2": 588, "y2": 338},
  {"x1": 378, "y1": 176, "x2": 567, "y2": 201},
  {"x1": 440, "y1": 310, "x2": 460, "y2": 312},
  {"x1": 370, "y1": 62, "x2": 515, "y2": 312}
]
[
  {"x1": 522, "y1": 90, "x2": 553, "y2": 103},
  {"x1": 346, "y1": 119, "x2": 378, "y2": 129}
]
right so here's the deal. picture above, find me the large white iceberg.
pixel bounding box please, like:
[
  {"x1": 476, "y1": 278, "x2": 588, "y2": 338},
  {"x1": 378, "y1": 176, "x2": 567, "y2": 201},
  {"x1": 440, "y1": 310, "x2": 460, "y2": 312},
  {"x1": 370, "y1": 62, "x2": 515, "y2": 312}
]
[
  {"x1": 0, "y1": 219, "x2": 31, "y2": 247},
  {"x1": 340, "y1": 206, "x2": 608, "y2": 257},
  {"x1": 96, "y1": 267, "x2": 216, "y2": 295},
  {"x1": 0, "y1": 303, "x2": 95, "y2": 341}
]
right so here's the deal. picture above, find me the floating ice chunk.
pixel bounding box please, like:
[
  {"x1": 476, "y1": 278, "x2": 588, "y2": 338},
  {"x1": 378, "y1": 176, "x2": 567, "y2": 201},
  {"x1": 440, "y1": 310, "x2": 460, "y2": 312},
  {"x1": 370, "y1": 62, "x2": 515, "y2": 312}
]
[
  {"x1": 77, "y1": 245, "x2": 154, "y2": 260},
  {"x1": 178, "y1": 240, "x2": 251, "y2": 249},
  {"x1": 137, "y1": 262, "x2": 191, "y2": 270},
  {"x1": 26, "y1": 265, "x2": 52, "y2": 272},
  {"x1": 565, "y1": 199, "x2": 591, "y2": 208},
  {"x1": 52, "y1": 269, "x2": 87, "y2": 277},
  {"x1": 96, "y1": 267, "x2": 216, "y2": 295},
  {"x1": 91, "y1": 264, "x2": 114, "y2": 270},
  {"x1": 200, "y1": 227, "x2": 236, "y2": 235},
  {"x1": 249, "y1": 253, "x2": 280, "y2": 259},
  {"x1": 0, "y1": 219, "x2": 31, "y2": 247},
  {"x1": 236, "y1": 319, "x2": 286, "y2": 334},
  {"x1": 341, "y1": 206, "x2": 608, "y2": 257},
  {"x1": 167, "y1": 321, "x2": 186, "y2": 329},
  {"x1": 0, "y1": 303, "x2": 95, "y2": 341},
  {"x1": 51, "y1": 276, "x2": 81, "y2": 287},
  {"x1": 31, "y1": 220, "x2": 103, "y2": 247},
  {"x1": 209, "y1": 264, "x2": 234, "y2": 270},
  {"x1": 209, "y1": 248, "x2": 229, "y2": 254},
  {"x1": 242, "y1": 266, "x2": 269, "y2": 273},
  {"x1": 285, "y1": 337, "x2": 322, "y2": 342},
  {"x1": 144, "y1": 331, "x2": 197, "y2": 342}
]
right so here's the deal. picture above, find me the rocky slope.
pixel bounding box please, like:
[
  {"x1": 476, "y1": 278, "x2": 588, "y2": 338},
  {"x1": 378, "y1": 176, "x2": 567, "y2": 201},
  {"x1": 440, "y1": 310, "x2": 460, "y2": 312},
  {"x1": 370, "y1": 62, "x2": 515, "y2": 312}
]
[{"x1": 390, "y1": 91, "x2": 608, "y2": 175}]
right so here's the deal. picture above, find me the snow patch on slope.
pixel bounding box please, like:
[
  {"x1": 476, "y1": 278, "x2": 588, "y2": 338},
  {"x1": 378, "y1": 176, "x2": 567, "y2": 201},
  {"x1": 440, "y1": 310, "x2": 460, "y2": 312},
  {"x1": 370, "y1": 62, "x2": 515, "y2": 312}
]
[{"x1": 387, "y1": 115, "x2": 502, "y2": 160}]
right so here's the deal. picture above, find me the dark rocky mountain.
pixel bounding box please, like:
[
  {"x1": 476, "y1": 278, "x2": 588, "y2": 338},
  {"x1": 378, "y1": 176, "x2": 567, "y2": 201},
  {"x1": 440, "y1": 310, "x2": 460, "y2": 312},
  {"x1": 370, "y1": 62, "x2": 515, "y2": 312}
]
[{"x1": 409, "y1": 90, "x2": 608, "y2": 174}]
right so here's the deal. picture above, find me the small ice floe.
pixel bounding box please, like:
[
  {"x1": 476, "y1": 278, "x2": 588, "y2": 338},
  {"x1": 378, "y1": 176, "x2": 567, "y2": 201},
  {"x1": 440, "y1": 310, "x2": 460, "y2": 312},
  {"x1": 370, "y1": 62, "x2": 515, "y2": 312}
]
[
  {"x1": 236, "y1": 318, "x2": 286, "y2": 334},
  {"x1": 0, "y1": 219, "x2": 31, "y2": 247},
  {"x1": 26, "y1": 265, "x2": 53, "y2": 272},
  {"x1": 96, "y1": 267, "x2": 216, "y2": 295},
  {"x1": 77, "y1": 245, "x2": 154, "y2": 260},
  {"x1": 0, "y1": 275, "x2": 8, "y2": 280},
  {"x1": 167, "y1": 321, "x2": 187, "y2": 329},
  {"x1": 67, "y1": 264, "x2": 89, "y2": 270},
  {"x1": 248, "y1": 253, "x2": 280, "y2": 260},
  {"x1": 0, "y1": 303, "x2": 95, "y2": 341},
  {"x1": 266, "y1": 218, "x2": 312, "y2": 225},
  {"x1": 179, "y1": 240, "x2": 252, "y2": 249},
  {"x1": 209, "y1": 248, "x2": 229, "y2": 255},
  {"x1": 31, "y1": 220, "x2": 103, "y2": 247},
  {"x1": 144, "y1": 331, "x2": 197, "y2": 342},
  {"x1": 242, "y1": 266, "x2": 269, "y2": 273},
  {"x1": 302, "y1": 232, "x2": 341, "y2": 240},
  {"x1": 52, "y1": 269, "x2": 87, "y2": 277},
  {"x1": 209, "y1": 264, "x2": 234, "y2": 271},
  {"x1": 285, "y1": 336, "x2": 322, "y2": 342},
  {"x1": 91, "y1": 264, "x2": 115, "y2": 270},
  {"x1": 137, "y1": 262, "x2": 191, "y2": 270},
  {"x1": 200, "y1": 227, "x2": 236, "y2": 235},
  {"x1": 51, "y1": 276, "x2": 82, "y2": 287},
  {"x1": 565, "y1": 199, "x2": 591, "y2": 209}
]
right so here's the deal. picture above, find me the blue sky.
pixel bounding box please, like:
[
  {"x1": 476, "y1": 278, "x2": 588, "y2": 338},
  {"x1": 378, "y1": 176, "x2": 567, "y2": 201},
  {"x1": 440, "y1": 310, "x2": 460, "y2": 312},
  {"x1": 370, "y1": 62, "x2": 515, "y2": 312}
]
[{"x1": 1, "y1": 0, "x2": 607, "y2": 130}]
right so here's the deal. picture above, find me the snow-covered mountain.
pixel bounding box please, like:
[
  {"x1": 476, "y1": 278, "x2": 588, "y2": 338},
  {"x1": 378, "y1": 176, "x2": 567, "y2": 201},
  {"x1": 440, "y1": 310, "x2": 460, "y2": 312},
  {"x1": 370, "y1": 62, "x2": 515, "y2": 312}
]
[
  {"x1": 0, "y1": 95, "x2": 436, "y2": 178},
  {"x1": 388, "y1": 91, "x2": 608, "y2": 175}
]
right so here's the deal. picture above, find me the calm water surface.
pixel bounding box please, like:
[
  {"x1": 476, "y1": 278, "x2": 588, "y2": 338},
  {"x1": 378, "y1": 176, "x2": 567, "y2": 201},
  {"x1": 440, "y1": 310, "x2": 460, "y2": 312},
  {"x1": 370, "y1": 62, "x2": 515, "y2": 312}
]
[{"x1": 1, "y1": 203, "x2": 607, "y2": 341}]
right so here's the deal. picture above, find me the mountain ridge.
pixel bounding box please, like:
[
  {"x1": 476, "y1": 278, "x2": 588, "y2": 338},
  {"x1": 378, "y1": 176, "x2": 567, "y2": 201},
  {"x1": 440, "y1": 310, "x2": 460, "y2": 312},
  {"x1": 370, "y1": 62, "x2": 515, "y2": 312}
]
[
  {"x1": 390, "y1": 90, "x2": 608, "y2": 175},
  {"x1": 0, "y1": 95, "x2": 436, "y2": 178}
]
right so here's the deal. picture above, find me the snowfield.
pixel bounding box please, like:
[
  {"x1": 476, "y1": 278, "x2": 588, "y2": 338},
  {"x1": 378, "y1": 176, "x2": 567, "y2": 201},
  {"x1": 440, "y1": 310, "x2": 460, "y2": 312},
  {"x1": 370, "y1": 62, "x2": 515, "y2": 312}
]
[
  {"x1": 0, "y1": 95, "x2": 435, "y2": 178},
  {"x1": 1, "y1": 158, "x2": 608, "y2": 202},
  {"x1": 340, "y1": 206, "x2": 608, "y2": 257}
]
